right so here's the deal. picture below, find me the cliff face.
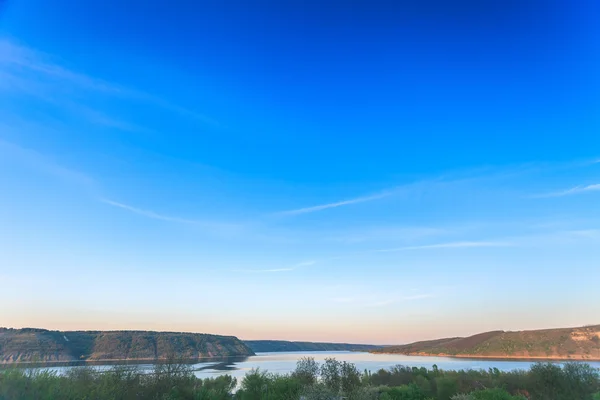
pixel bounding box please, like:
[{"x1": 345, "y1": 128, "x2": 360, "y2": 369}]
[
  {"x1": 372, "y1": 325, "x2": 600, "y2": 360},
  {"x1": 244, "y1": 340, "x2": 381, "y2": 353},
  {"x1": 0, "y1": 328, "x2": 254, "y2": 363}
]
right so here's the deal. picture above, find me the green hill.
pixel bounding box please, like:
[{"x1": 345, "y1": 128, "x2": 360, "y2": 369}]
[
  {"x1": 244, "y1": 340, "x2": 381, "y2": 352},
  {"x1": 0, "y1": 328, "x2": 254, "y2": 364},
  {"x1": 372, "y1": 324, "x2": 600, "y2": 360}
]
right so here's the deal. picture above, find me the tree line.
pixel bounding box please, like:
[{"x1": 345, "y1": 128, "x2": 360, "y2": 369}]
[{"x1": 0, "y1": 357, "x2": 599, "y2": 400}]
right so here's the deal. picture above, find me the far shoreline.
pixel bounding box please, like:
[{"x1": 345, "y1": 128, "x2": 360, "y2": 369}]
[
  {"x1": 371, "y1": 351, "x2": 600, "y2": 362},
  {"x1": 0, "y1": 355, "x2": 252, "y2": 368}
]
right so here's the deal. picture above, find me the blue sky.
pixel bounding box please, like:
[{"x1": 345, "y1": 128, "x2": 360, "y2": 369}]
[{"x1": 0, "y1": 0, "x2": 599, "y2": 344}]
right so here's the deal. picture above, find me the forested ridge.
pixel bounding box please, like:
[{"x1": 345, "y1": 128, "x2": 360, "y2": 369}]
[
  {"x1": 244, "y1": 340, "x2": 380, "y2": 352},
  {"x1": 373, "y1": 325, "x2": 600, "y2": 361}
]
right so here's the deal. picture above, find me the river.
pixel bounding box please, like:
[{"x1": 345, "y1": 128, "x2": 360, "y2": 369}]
[{"x1": 27, "y1": 351, "x2": 600, "y2": 380}]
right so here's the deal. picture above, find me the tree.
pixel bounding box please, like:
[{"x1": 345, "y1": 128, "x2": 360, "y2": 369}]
[
  {"x1": 414, "y1": 375, "x2": 432, "y2": 397},
  {"x1": 202, "y1": 375, "x2": 237, "y2": 396},
  {"x1": 562, "y1": 362, "x2": 599, "y2": 400},
  {"x1": 239, "y1": 368, "x2": 270, "y2": 400},
  {"x1": 351, "y1": 386, "x2": 382, "y2": 400},
  {"x1": 292, "y1": 357, "x2": 320, "y2": 386},
  {"x1": 437, "y1": 376, "x2": 459, "y2": 400},
  {"x1": 268, "y1": 374, "x2": 303, "y2": 400},
  {"x1": 370, "y1": 368, "x2": 392, "y2": 386},
  {"x1": 526, "y1": 362, "x2": 599, "y2": 400},
  {"x1": 341, "y1": 361, "x2": 362, "y2": 395},
  {"x1": 320, "y1": 358, "x2": 342, "y2": 393},
  {"x1": 385, "y1": 383, "x2": 429, "y2": 400},
  {"x1": 300, "y1": 383, "x2": 339, "y2": 400},
  {"x1": 389, "y1": 365, "x2": 414, "y2": 387}
]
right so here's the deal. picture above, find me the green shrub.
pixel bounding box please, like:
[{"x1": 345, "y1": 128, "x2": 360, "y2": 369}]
[
  {"x1": 451, "y1": 395, "x2": 474, "y2": 400},
  {"x1": 238, "y1": 368, "x2": 270, "y2": 400},
  {"x1": 383, "y1": 383, "x2": 430, "y2": 400},
  {"x1": 436, "y1": 377, "x2": 459, "y2": 400},
  {"x1": 299, "y1": 383, "x2": 338, "y2": 400},
  {"x1": 528, "y1": 362, "x2": 599, "y2": 400},
  {"x1": 470, "y1": 388, "x2": 526, "y2": 400}
]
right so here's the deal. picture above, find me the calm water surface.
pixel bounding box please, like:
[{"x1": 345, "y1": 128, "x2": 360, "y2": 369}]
[{"x1": 33, "y1": 351, "x2": 600, "y2": 380}]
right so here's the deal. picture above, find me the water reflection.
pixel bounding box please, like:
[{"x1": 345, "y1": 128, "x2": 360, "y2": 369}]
[{"x1": 0, "y1": 355, "x2": 250, "y2": 369}]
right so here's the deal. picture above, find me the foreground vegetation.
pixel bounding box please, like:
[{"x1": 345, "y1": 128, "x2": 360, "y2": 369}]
[{"x1": 1, "y1": 357, "x2": 599, "y2": 400}]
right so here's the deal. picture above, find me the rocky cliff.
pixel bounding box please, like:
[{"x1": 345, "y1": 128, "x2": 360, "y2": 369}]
[{"x1": 0, "y1": 328, "x2": 254, "y2": 363}]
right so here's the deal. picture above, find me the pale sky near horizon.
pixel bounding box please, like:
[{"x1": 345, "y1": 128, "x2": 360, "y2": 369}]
[{"x1": 1, "y1": 0, "x2": 599, "y2": 345}]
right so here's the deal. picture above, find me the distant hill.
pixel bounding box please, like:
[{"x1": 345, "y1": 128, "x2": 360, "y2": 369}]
[
  {"x1": 372, "y1": 325, "x2": 600, "y2": 360},
  {"x1": 0, "y1": 328, "x2": 254, "y2": 364},
  {"x1": 244, "y1": 340, "x2": 381, "y2": 353}
]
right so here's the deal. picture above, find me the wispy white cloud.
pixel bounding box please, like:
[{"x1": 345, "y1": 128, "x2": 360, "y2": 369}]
[
  {"x1": 2, "y1": 139, "x2": 207, "y2": 226},
  {"x1": 0, "y1": 138, "x2": 97, "y2": 193},
  {"x1": 368, "y1": 299, "x2": 397, "y2": 307},
  {"x1": 100, "y1": 198, "x2": 245, "y2": 235},
  {"x1": 2, "y1": 137, "x2": 268, "y2": 243},
  {"x1": 367, "y1": 293, "x2": 434, "y2": 307},
  {"x1": 0, "y1": 39, "x2": 125, "y2": 94},
  {"x1": 233, "y1": 260, "x2": 316, "y2": 273},
  {"x1": 100, "y1": 199, "x2": 202, "y2": 224},
  {"x1": 271, "y1": 165, "x2": 532, "y2": 218},
  {"x1": 375, "y1": 241, "x2": 511, "y2": 252},
  {"x1": 67, "y1": 104, "x2": 154, "y2": 134},
  {"x1": 402, "y1": 293, "x2": 435, "y2": 300},
  {"x1": 0, "y1": 38, "x2": 217, "y2": 126},
  {"x1": 0, "y1": 138, "x2": 255, "y2": 239},
  {"x1": 272, "y1": 158, "x2": 600, "y2": 217},
  {"x1": 325, "y1": 226, "x2": 446, "y2": 244},
  {"x1": 275, "y1": 191, "x2": 391, "y2": 216},
  {"x1": 235, "y1": 268, "x2": 296, "y2": 273},
  {"x1": 533, "y1": 184, "x2": 600, "y2": 198},
  {"x1": 565, "y1": 229, "x2": 600, "y2": 239},
  {"x1": 294, "y1": 261, "x2": 317, "y2": 267},
  {"x1": 331, "y1": 297, "x2": 355, "y2": 303}
]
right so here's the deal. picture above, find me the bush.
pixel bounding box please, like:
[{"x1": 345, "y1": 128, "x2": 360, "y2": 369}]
[
  {"x1": 383, "y1": 383, "x2": 430, "y2": 400},
  {"x1": 238, "y1": 368, "x2": 270, "y2": 400},
  {"x1": 436, "y1": 377, "x2": 459, "y2": 400},
  {"x1": 268, "y1": 374, "x2": 303, "y2": 400},
  {"x1": 350, "y1": 386, "x2": 381, "y2": 400},
  {"x1": 451, "y1": 395, "x2": 474, "y2": 400},
  {"x1": 300, "y1": 383, "x2": 338, "y2": 400},
  {"x1": 528, "y1": 362, "x2": 599, "y2": 400},
  {"x1": 470, "y1": 388, "x2": 526, "y2": 400}
]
